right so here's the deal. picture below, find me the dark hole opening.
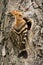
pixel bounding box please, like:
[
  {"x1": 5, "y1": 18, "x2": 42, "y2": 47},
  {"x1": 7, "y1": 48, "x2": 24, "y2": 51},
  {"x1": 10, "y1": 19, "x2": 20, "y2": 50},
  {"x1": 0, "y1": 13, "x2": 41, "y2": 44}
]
[
  {"x1": 42, "y1": 3, "x2": 43, "y2": 5},
  {"x1": 23, "y1": 17, "x2": 32, "y2": 30},
  {"x1": 18, "y1": 50, "x2": 28, "y2": 59},
  {"x1": 27, "y1": 21, "x2": 32, "y2": 30}
]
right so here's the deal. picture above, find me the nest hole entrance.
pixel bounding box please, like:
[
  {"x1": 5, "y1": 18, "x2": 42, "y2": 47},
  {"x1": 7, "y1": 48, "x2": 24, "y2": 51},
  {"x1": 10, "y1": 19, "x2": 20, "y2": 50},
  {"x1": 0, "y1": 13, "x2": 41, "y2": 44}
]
[
  {"x1": 27, "y1": 21, "x2": 32, "y2": 30},
  {"x1": 23, "y1": 17, "x2": 32, "y2": 30}
]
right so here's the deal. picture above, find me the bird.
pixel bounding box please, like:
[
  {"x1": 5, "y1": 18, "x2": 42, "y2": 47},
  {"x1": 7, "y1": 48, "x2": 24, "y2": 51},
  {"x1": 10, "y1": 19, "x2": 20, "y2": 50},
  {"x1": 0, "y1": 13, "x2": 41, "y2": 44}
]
[{"x1": 7, "y1": 10, "x2": 32, "y2": 58}]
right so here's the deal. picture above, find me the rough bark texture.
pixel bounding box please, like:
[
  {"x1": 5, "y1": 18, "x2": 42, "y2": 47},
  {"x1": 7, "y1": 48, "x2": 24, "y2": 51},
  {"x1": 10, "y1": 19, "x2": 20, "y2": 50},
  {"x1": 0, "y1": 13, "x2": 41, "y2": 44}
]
[{"x1": 0, "y1": 0, "x2": 43, "y2": 65}]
